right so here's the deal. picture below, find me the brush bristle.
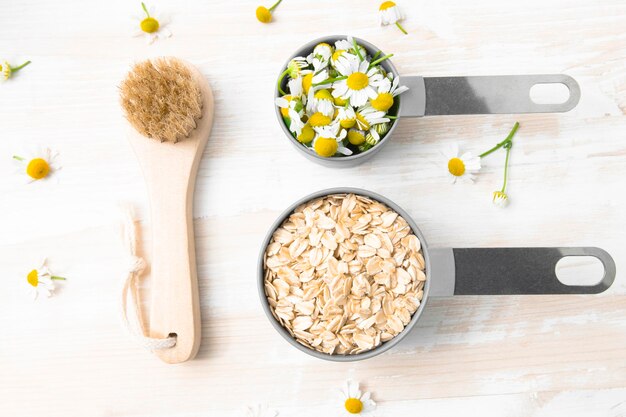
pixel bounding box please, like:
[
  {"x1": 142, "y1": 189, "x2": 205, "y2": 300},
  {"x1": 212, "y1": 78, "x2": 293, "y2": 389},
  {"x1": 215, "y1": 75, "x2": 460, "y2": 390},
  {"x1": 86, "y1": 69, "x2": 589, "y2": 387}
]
[{"x1": 120, "y1": 57, "x2": 203, "y2": 143}]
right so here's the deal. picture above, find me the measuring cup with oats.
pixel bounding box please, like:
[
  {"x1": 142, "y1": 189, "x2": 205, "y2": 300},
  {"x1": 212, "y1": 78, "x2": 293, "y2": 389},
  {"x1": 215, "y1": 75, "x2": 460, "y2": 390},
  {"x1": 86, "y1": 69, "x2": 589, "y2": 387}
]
[{"x1": 258, "y1": 188, "x2": 615, "y2": 362}]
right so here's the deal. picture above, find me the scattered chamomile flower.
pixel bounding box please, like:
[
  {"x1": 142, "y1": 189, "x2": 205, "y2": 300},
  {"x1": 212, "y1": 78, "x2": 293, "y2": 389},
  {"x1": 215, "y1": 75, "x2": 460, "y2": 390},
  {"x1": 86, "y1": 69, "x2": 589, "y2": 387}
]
[
  {"x1": 244, "y1": 404, "x2": 278, "y2": 417},
  {"x1": 24, "y1": 259, "x2": 66, "y2": 300},
  {"x1": 442, "y1": 143, "x2": 481, "y2": 184},
  {"x1": 478, "y1": 122, "x2": 519, "y2": 207},
  {"x1": 340, "y1": 380, "x2": 376, "y2": 415},
  {"x1": 493, "y1": 191, "x2": 509, "y2": 207},
  {"x1": 256, "y1": 0, "x2": 283, "y2": 23},
  {"x1": 333, "y1": 56, "x2": 385, "y2": 107},
  {"x1": 132, "y1": 2, "x2": 172, "y2": 44},
  {"x1": 13, "y1": 147, "x2": 61, "y2": 183},
  {"x1": 379, "y1": 1, "x2": 408, "y2": 35},
  {"x1": 1, "y1": 60, "x2": 31, "y2": 81}
]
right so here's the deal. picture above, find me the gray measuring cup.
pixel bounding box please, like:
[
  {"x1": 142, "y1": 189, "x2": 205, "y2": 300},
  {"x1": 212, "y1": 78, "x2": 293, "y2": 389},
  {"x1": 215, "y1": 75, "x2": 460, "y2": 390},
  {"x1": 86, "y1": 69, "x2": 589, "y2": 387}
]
[
  {"x1": 275, "y1": 36, "x2": 581, "y2": 168},
  {"x1": 257, "y1": 188, "x2": 615, "y2": 362}
]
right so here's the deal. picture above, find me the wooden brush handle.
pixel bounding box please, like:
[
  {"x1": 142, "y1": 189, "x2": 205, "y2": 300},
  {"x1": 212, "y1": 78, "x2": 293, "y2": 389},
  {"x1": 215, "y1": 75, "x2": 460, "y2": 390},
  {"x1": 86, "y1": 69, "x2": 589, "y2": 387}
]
[
  {"x1": 127, "y1": 61, "x2": 214, "y2": 363},
  {"x1": 145, "y1": 146, "x2": 201, "y2": 363}
]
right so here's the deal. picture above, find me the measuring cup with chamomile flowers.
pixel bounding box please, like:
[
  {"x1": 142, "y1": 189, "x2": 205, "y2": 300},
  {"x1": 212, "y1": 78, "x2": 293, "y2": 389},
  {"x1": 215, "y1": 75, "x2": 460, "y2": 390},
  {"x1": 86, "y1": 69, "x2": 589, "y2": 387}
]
[
  {"x1": 274, "y1": 35, "x2": 581, "y2": 168},
  {"x1": 258, "y1": 188, "x2": 615, "y2": 362}
]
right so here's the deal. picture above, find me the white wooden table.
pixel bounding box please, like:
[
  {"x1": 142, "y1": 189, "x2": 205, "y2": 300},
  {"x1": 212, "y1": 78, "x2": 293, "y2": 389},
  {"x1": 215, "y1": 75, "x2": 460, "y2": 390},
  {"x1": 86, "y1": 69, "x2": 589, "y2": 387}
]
[{"x1": 1, "y1": 1, "x2": 625, "y2": 416}]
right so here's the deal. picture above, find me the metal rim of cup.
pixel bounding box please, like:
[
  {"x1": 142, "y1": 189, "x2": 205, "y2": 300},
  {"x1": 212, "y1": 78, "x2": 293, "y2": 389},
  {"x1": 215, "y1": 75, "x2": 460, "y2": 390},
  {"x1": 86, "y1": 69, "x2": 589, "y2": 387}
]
[
  {"x1": 257, "y1": 187, "x2": 432, "y2": 362},
  {"x1": 274, "y1": 35, "x2": 402, "y2": 165}
]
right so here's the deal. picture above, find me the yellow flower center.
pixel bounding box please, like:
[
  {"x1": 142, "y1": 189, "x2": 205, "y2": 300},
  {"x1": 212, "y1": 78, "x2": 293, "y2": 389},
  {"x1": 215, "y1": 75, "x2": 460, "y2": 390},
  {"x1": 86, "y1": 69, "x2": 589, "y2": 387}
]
[
  {"x1": 315, "y1": 42, "x2": 331, "y2": 52},
  {"x1": 340, "y1": 118, "x2": 356, "y2": 129},
  {"x1": 140, "y1": 17, "x2": 160, "y2": 33},
  {"x1": 334, "y1": 95, "x2": 348, "y2": 106},
  {"x1": 448, "y1": 157, "x2": 466, "y2": 177},
  {"x1": 380, "y1": 1, "x2": 397, "y2": 10},
  {"x1": 314, "y1": 89, "x2": 333, "y2": 101},
  {"x1": 297, "y1": 124, "x2": 315, "y2": 143},
  {"x1": 279, "y1": 95, "x2": 293, "y2": 117},
  {"x1": 332, "y1": 49, "x2": 345, "y2": 62},
  {"x1": 344, "y1": 398, "x2": 364, "y2": 414},
  {"x1": 371, "y1": 92, "x2": 394, "y2": 111},
  {"x1": 347, "y1": 129, "x2": 365, "y2": 145},
  {"x1": 355, "y1": 112, "x2": 370, "y2": 130},
  {"x1": 26, "y1": 158, "x2": 50, "y2": 180},
  {"x1": 2, "y1": 62, "x2": 11, "y2": 80},
  {"x1": 493, "y1": 191, "x2": 508, "y2": 202},
  {"x1": 309, "y1": 112, "x2": 331, "y2": 127},
  {"x1": 314, "y1": 137, "x2": 338, "y2": 157},
  {"x1": 347, "y1": 72, "x2": 369, "y2": 90},
  {"x1": 256, "y1": 6, "x2": 272, "y2": 23},
  {"x1": 27, "y1": 269, "x2": 39, "y2": 287},
  {"x1": 302, "y1": 73, "x2": 314, "y2": 94}
]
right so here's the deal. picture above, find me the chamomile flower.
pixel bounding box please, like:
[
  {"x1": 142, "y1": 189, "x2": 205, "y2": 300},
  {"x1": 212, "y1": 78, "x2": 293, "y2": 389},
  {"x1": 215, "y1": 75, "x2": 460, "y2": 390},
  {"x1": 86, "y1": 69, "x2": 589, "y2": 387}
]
[
  {"x1": 132, "y1": 3, "x2": 171, "y2": 44},
  {"x1": 13, "y1": 147, "x2": 61, "y2": 183},
  {"x1": 287, "y1": 107, "x2": 305, "y2": 137},
  {"x1": 23, "y1": 259, "x2": 66, "y2": 301},
  {"x1": 340, "y1": 380, "x2": 376, "y2": 416},
  {"x1": 306, "y1": 89, "x2": 334, "y2": 117},
  {"x1": 287, "y1": 57, "x2": 311, "y2": 79},
  {"x1": 355, "y1": 105, "x2": 389, "y2": 131},
  {"x1": 313, "y1": 123, "x2": 351, "y2": 157},
  {"x1": 287, "y1": 76, "x2": 304, "y2": 99},
  {"x1": 442, "y1": 143, "x2": 481, "y2": 183},
  {"x1": 335, "y1": 37, "x2": 367, "y2": 59},
  {"x1": 256, "y1": 0, "x2": 283, "y2": 24},
  {"x1": 347, "y1": 128, "x2": 366, "y2": 145},
  {"x1": 308, "y1": 42, "x2": 333, "y2": 70},
  {"x1": 1, "y1": 60, "x2": 31, "y2": 81},
  {"x1": 244, "y1": 404, "x2": 278, "y2": 417},
  {"x1": 337, "y1": 106, "x2": 357, "y2": 129},
  {"x1": 333, "y1": 57, "x2": 384, "y2": 107},
  {"x1": 274, "y1": 95, "x2": 297, "y2": 118},
  {"x1": 370, "y1": 74, "x2": 409, "y2": 112},
  {"x1": 379, "y1": 1, "x2": 408, "y2": 35},
  {"x1": 492, "y1": 191, "x2": 509, "y2": 207}
]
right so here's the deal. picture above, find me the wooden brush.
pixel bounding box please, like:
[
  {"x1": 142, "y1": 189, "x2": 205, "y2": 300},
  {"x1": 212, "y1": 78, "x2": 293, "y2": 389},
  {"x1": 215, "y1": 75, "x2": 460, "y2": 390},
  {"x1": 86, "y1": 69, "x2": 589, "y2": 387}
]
[{"x1": 120, "y1": 57, "x2": 214, "y2": 363}]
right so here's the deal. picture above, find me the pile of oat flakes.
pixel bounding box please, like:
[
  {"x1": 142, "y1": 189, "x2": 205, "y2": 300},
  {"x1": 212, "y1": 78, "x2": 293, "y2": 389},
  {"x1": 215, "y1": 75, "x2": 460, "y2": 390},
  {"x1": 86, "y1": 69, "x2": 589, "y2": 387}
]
[{"x1": 263, "y1": 193, "x2": 426, "y2": 355}]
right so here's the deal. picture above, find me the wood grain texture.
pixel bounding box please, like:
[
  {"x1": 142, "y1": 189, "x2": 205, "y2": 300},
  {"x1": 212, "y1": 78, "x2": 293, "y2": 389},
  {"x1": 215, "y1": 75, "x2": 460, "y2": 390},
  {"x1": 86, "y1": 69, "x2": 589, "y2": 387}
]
[{"x1": 1, "y1": 0, "x2": 625, "y2": 416}]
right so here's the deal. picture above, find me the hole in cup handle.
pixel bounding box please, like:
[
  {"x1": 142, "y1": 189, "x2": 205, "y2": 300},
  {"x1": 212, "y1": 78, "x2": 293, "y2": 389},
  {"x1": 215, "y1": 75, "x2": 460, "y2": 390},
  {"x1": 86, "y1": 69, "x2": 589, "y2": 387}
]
[{"x1": 428, "y1": 247, "x2": 616, "y2": 296}]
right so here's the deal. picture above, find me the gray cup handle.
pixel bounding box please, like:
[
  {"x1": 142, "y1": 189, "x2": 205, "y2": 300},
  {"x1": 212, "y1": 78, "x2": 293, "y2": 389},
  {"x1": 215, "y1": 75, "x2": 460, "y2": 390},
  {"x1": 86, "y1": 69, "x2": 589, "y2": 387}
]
[
  {"x1": 429, "y1": 247, "x2": 616, "y2": 296},
  {"x1": 398, "y1": 75, "x2": 581, "y2": 117}
]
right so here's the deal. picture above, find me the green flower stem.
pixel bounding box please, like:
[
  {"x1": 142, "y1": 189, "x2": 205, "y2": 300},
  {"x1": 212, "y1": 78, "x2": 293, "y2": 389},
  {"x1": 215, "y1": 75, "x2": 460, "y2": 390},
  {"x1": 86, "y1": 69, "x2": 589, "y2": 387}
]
[
  {"x1": 268, "y1": 0, "x2": 283, "y2": 12},
  {"x1": 313, "y1": 75, "x2": 347, "y2": 87},
  {"x1": 12, "y1": 61, "x2": 31, "y2": 72},
  {"x1": 386, "y1": 115, "x2": 398, "y2": 119},
  {"x1": 500, "y1": 142, "x2": 512, "y2": 193},
  {"x1": 479, "y1": 121, "x2": 520, "y2": 158},
  {"x1": 353, "y1": 38, "x2": 364, "y2": 62},
  {"x1": 51, "y1": 276, "x2": 67, "y2": 281},
  {"x1": 369, "y1": 54, "x2": 393, "y2": 70},
  {"x1": 12, "y1": 155, "x2": 25, "y2": 161},
  {"x1": 276, "y1": 68, "x2": 289, "y2": 95},
  {"x1": 371, "y1": 51, "x2": 382, "y2": 61},
  {"x1": 141, "y1": 2, "x2": 150, "y2": 17},
  {"x1": 396, "y1": 22, "x2": 408, "y2": 35}
]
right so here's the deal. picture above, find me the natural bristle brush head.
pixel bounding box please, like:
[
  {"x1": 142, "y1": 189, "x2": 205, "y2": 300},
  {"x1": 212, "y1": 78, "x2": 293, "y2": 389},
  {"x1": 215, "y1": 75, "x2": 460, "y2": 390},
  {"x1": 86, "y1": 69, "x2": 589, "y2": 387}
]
[{"x1": 120, "y1": 57, "x2": 203, "y2": 143}]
